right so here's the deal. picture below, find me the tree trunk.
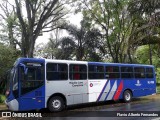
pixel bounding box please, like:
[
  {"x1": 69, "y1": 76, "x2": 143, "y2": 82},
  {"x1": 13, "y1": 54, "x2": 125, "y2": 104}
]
[
  {"x1": 28, "y1": 36, "x2": 35, "y2": 58},
  {"x1": 8, "y1": 26, "x2": 16, "y2": 49},
  {"x1": 127, "y1": 47, "x2": 133, "y2": 63}
]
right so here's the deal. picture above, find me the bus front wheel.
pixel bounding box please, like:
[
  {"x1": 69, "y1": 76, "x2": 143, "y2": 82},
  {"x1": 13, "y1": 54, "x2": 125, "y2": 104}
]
[
  {"x1": 123, "y1": 90, "x2": 132, "y2": 103},
  {"x1": 48, "y1": 96, "x2": 65, "y2": 112}
]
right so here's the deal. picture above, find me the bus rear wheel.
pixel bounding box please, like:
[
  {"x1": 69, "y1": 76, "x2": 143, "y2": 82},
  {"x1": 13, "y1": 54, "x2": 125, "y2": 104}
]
[
  {"x1": 123, "y1": 90, "x2": 132, "y2": 103},
  {"x1": 48, "y1": 96, "x2": 65, "y2": 112}
]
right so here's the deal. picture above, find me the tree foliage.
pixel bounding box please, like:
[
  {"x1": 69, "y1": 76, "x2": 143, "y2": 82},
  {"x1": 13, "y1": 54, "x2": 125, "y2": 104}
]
[
  {"x1": 35, "y1": 20, "x2": 105, "y2": 61},
  {"x1": 128, "y1": 0, "x2": 160, "y2": 45},
  {"x1": 57, "y1": 20, "x2": 104, "y2": 61},
  {"x1": 0, "y1": 0, "x2": 19, "y2": 49},
  {"x1": 0, "y1": 0, "x2": 70, "y2": 57},
  {"x1": 0, "y1": 43, "x2": 19, "y2": 78},
  {"x1": 15, "y1": 0, "x2": 69, "y2": 57},
  {"x1": 74, "y1": 0, "x2": 137, "y2": 63}
]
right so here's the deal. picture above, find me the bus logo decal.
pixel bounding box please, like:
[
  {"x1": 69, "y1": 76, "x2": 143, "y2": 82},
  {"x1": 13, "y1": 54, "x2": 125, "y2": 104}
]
[
  {"x1": 135, "y1": 80, "x2": 141, "y2": 86},
  {"x1": 90, "y1": 83, "x2": 93, "y2": 87}
]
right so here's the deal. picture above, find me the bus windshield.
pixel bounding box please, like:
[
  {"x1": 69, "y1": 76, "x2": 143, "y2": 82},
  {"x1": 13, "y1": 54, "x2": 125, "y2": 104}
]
[{"x1": 5, "y1": 68, "x2": 15, "y2": 96}]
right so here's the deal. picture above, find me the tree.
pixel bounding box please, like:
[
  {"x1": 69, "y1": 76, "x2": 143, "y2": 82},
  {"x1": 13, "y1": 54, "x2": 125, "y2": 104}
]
[
  {"x1": 128, "y1": 0, "x2": 160, "y2": 64},
  {"x1": 58, "y1": 20, "x2": 104, "y2": 61},
  {"x1": 34, "y1": 35, "x2": 61, "y2": 59},
  {"x1": 0, "y1": 0, "x2": 19, "y2": 49},
  {"x1": 0, "y1": 43, "x2": 19, "y2": 78},
  {"x1": 0, "y1": 43, "x2": 20, "y2": 94},
  {"x1": 14, "y1": 0, "x2": 70, "y2": 57},
  {"x1": 78, "y1": 0, "x2": 136, "y2": 63},
  {"x1": 36, "y1": 20, "x2": 104, "y2": 61}
]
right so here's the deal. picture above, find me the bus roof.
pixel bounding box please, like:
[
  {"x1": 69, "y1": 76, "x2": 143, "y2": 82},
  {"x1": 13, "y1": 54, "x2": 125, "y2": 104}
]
[
  {"x1": 88, "y1": 62, "x2": 154, "y2": 67},
  {"x1": 16, "y1": 58, "x2": 154, "y2": 67}
]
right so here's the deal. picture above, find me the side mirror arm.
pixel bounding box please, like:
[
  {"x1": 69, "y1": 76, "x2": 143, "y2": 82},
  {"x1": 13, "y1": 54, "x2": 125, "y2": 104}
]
[{"x1": 19, "y1": 63, "x2": 28, "y2": 75}]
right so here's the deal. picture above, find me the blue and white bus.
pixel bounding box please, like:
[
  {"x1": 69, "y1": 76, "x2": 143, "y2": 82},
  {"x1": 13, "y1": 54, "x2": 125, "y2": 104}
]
[{"x1": 5, "y1": 58, "x2": 156, "y2": 112}]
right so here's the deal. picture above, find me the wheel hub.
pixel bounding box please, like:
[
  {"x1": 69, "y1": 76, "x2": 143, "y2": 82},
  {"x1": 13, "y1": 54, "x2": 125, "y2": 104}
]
[
  {"x1": 125, "y1": 92, "x2": 130, "y2": 101},
  {"x1": 52, "y1": 100, "x2": 61, "y2": 109}
]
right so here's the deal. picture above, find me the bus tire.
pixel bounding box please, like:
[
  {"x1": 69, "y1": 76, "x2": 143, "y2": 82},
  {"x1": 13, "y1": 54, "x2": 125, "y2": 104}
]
[
  {"x1": 48, "y1": 96, "x2": 65, "y2": 112},
  {"x1": 123, "y1": 90, "x2": 132, "y2": 103}
]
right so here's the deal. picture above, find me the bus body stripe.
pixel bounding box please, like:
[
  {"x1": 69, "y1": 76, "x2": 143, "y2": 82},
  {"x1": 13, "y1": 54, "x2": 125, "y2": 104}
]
[
  {"x1": 113, "y1": 80, "x2": 123, "y2": 100},
  {"x1": 106, "y1": 80, "x2": 117, "y2": 100},
  {"x1": 104, "y1": 81, "x2": 112, "y2": 100},
  {"x1": 99, "y1": 81, "x2": 110, "y2": 101},
  {"x1": 97, "y1": 80, "x2": 108, "y2": 101}
]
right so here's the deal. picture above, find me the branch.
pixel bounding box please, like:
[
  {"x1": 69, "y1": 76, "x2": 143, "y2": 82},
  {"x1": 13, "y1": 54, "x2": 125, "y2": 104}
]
[
  {"x1": 13, "y1": 38, "x2": 22, "y2": 49},
  {"x1": 15, "y1": 0, "x2": 26, "y2": 36},
  {"x1": 42, "y1": 12, "x2": 65, "y2": 28},
  {"x1": 0, "y1": 14, "x2": 6, "y2": 20},
  {"x1": 0, "y1": 4, "x2": 8, "y2": 17},
  {"x1": 33, "y1": 0, "x2": 59, "y2": 40},
  {"x1": 25, "y1": 0, "x2": 32, "y2": 22},
  {"x1": 83, "y1": 0, "x2": 114, "y2": 58},
  {"x1": 42, "y1": 27, "x2": 58, "y2": 33}
]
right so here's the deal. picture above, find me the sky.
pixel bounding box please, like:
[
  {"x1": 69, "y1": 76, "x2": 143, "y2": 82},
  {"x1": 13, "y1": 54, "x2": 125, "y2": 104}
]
[{"x1": 36, "y1": 13, "x2": 83, "y2": 45}]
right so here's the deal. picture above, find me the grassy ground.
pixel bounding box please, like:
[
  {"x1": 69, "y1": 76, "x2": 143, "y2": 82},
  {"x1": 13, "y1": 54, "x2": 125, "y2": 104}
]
[{"x1": 157, "y1": 83, "x2": 160, "y2": 93}]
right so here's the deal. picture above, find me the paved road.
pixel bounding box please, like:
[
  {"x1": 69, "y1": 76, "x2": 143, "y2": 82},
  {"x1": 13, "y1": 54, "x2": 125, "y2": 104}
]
[
  {"x1": 1, "y1": 94, "x2": 160, "y2": 120},
  {"x1": 41, "y1": 94, "x2": 160, "y2": 120}
]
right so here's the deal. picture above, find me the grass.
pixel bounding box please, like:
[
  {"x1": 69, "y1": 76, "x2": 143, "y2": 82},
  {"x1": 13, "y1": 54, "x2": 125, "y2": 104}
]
[
  {"x1": 0, "y1": 94, "x2": 6, "y2": 103},
  {"x1": 157, "y1": 83, "x2": 160, "y2": 93}
]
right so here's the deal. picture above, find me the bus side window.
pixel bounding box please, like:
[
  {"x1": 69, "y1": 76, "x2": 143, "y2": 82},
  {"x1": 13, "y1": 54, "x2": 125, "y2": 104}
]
[
  {"x1": 121, "y1": 67, "x2": 133, "y2": 78},
  {"x1": 105, "y1": 66, "x2": 119, "y2": 79},
  {"x1": 88, "y1": 65, "x2": 104, "y2": 79},
  {"x1": 47, "y1": 63, "x2": 68, "y2": 81},
  {"x1": 146, "y1": 68, "x2": 154, "y2": 78},
  {"x1": 134, "y1": 67, "x2": 145, "y2": 78},
  {"x1": 69, "y1": 64, "x2": 87, "y2": 80},
  {"x1": 74, "y1": 66, "x2": 80, "y2": 80},
  {"x1": 74, "y1": 73, "x2": 80, "y2": 80}
]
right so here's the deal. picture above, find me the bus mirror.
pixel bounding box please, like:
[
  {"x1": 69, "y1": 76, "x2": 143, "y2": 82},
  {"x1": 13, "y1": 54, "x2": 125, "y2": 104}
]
[
  {"x1": 25, "y1": 68, "x2": 28, "y2": 75},
  {"x1": 19, "y1": 63, "x2": 28, "y2": 75}
]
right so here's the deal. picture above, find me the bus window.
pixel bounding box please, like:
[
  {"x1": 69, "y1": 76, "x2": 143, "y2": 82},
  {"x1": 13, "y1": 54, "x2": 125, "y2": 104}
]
[
  {"x1": 146, "y1": 68, "x2": 154, "y2": 78},
  {"x1": 69, "y1": 64, "x2": 87, "y2": 80},
  {"x1": 47, "y1": 63, "x2": 68, "y2": 80},
  {"x1": 88, "y1": 65, "x2": 104, "y2": 79},
  {"x1": 21, "y1": 63, "x2": 44, "y2": 95},
  {"x1": 105, "y1": 66, "x2": 120, "y2": 79},
  {"x1": 13, "y1": 68, "x2": 18, "y2": 98},
  {"x1": 134, "y1": 67, "x2": 145, "y2": 78},
  {"x1": 121, "y1": 67, "x2": 133, "y2": 78}
]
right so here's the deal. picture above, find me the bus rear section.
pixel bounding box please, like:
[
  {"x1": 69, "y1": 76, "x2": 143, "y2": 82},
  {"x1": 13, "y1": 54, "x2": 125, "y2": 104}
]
[{"x1": 87, "y1": 63, "x2": 156, "y2": 103}]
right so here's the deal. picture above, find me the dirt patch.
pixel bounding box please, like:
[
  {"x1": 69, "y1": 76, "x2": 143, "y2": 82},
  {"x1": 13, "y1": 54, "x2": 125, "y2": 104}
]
[
  {"x1": 0, "y1": 104, "x2": 7, "y2": 111},
  {"x1": 141, "y1": 93, "x2": 160, "y2": 100}
]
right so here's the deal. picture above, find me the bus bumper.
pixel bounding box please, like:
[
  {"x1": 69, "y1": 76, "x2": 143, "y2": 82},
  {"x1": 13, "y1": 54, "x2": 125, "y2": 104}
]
[{"x1": 5, "y1": 99, "x2": 19, "y2": 111}]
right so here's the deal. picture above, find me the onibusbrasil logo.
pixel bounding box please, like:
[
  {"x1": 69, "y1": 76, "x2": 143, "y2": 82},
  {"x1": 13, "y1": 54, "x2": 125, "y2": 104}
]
[{"x1": 1, "y1": 112, "x2": 42, "y2": 118}]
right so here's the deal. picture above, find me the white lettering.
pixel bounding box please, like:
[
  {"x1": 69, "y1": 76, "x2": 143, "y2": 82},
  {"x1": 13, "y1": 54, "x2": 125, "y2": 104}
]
[{"x1": 117, "y1": 113, "x2": 127, "y2": 116}]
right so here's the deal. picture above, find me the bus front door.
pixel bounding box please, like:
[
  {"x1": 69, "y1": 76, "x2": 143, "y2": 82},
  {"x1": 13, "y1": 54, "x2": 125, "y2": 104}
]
[{"x1": 19, "y1": 62, "x2": 45, "y2": 111}]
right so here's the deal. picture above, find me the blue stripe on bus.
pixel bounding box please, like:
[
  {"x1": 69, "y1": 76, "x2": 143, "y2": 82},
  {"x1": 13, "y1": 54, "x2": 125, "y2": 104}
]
[
  {"x1": 97, "y1": 80, "x2": 109, "y2": 102},
  {"x1": 104, "y1": 80, "x2": 115, "y2": 100}
]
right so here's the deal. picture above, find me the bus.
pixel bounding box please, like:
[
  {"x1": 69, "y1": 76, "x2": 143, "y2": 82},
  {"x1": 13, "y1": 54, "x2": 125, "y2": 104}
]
[{"x1": 5, "y1": 58, "x2": 156, "y2": 112}]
